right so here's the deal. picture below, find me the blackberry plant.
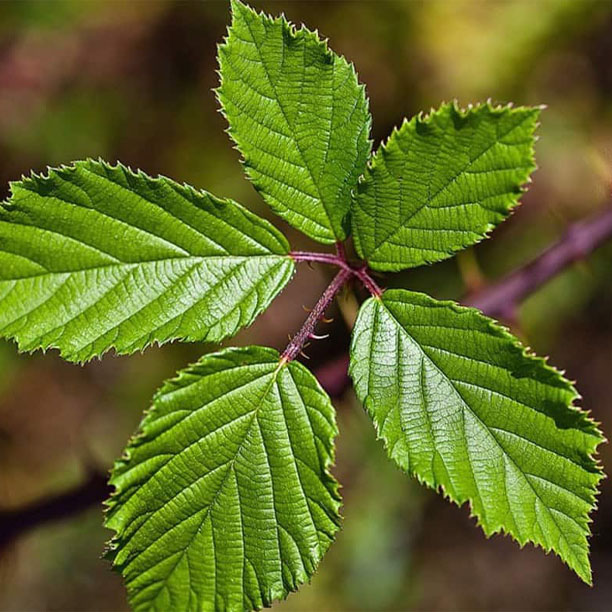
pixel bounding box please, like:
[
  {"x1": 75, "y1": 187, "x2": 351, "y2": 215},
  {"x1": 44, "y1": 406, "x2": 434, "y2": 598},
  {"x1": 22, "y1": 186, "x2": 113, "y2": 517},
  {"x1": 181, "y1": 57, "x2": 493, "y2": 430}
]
[{"x1": 0, "y1": 1, "x2": 603, "y2": 610}]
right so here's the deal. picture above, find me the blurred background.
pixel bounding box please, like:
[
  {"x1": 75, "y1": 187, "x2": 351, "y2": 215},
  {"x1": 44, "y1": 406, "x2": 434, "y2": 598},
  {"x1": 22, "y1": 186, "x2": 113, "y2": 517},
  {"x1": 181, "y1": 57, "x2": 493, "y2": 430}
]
[{"x1": 0, "y1": 1, "x2": 611, "y2": 610}]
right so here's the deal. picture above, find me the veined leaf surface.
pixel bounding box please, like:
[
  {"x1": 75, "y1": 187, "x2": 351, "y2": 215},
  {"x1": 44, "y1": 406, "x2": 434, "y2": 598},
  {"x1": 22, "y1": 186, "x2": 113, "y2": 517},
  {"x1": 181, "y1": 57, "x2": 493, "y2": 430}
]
[
  {"x1": 0, "y1": 160, "x2": 294, "y2": 362},
  {"x1": 218, "y1": 0, "x2": 372, "y2": 244},
  {"x1": 105, "y1": 346, "x2": 341, "y2": 611},
  {"x1": 350, "y1": 289, "x2": 603, "y2": 583},
  {"x1": 352, "y1": 103, "x2": 539, "y2": 271}
]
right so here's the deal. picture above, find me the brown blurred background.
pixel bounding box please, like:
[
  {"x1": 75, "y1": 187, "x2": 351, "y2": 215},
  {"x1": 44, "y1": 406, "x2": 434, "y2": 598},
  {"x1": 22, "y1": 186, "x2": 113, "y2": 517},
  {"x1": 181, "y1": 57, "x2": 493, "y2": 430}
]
[{"x1": 1, "y1": 1, "x2": 612, "y2": 610}]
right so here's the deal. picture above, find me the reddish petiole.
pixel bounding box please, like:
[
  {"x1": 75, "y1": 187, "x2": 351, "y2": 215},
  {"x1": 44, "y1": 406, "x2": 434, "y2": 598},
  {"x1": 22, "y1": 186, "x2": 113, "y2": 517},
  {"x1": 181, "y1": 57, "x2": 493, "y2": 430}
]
[{"x1": 282, "y1": 242, "x2": 382, "y2": 363}]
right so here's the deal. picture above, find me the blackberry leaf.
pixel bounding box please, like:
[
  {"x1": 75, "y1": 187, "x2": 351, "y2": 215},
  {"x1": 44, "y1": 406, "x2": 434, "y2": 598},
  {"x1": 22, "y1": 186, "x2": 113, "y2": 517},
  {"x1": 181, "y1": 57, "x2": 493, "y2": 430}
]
[
  {"x1": 350, "y1": 289, "x2": 604, "y2": 583},
  {"x1": 105, "y1": 346, "x2": 340, "y2": 611},
  {"x1": 218, "y1": 0, "x2": 372, "y2": 244},
  {"x1": 0, "y1": 160, "x2": 294, "y2": 362},
  {"x1": 352, "y1": 103, "x2": 539, "y2": 271}
]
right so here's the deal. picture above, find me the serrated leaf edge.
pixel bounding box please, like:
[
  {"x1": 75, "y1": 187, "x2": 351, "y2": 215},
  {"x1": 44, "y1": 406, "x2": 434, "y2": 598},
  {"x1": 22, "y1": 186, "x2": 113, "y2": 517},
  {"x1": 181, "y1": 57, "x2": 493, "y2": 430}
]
[
  {"x1": 103, "y1": 345, "x2": 342, "y2": 609},
  {"x1": 216, "y1": 0, "x2": 373, "y2": 244},
  {"x1": 4, "y1": 159, "x2": 296, "y2": 363},
  {"x1": 349, "y1": 291, "x2": 605, "y2": 584},
  {"x1": 353, "y1": 101, "x2": 542, "y2": 271}
]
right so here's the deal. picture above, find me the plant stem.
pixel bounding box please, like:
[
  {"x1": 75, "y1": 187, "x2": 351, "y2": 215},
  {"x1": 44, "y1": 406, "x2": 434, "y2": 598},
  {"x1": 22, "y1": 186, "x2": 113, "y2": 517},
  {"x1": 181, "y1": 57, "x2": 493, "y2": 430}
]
[
  {"x1": 465, "y1": 205, "x2": 612, "y2": 319},
  {"x1": 282, "y1": 267, "x2": 353, "y2": 362},
  {"x1": 0, "y1": 471, "x2": 111, "y2": 549},
  {"x1": 353, "y1": 266, "x2": 383, "y2": 298},
  {"x1": 7, "y1": 206, "x2": 612, "y2": 545},
  {"x1": 290, "y1": 251, "x2": 350, "y2": 270},
  {"x1": 290, "y1": 249, "x2": 383, "y2": 297}
]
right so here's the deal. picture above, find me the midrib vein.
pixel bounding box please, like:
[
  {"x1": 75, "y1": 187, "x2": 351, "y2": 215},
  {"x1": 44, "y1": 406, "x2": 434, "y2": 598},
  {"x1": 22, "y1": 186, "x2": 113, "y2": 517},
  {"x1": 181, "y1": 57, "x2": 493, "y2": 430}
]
[
  {"x1": 382, "y1": 302, "x2": 584, "y2": 547},
  {"x1": 241, "y1": 16, "x2": 336, "y2": 237},
  {"x1": 1, "y1": 253, "x2": 287, "y2": 282}
]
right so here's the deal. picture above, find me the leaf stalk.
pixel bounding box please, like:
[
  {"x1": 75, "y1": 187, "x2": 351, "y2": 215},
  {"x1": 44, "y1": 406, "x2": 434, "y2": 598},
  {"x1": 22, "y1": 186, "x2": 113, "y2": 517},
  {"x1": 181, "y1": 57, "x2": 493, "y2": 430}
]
[
  {"x1": 289, "y1": 249, "x2": 383, "y2": 297},
  {"x1": 282, "y1": 267, "x2": 352, "y2": 362}
]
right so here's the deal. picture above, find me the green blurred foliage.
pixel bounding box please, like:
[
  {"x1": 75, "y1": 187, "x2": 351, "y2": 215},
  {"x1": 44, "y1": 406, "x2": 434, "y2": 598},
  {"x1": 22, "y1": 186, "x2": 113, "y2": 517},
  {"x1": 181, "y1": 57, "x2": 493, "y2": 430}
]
[{"x1": 1, "y1": 1, "x2": 612, "y2": 610}]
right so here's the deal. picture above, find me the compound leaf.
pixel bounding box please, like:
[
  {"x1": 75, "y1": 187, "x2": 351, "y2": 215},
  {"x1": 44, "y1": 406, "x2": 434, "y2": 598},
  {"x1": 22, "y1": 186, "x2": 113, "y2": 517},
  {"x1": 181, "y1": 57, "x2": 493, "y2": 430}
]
[
  {"x1": 0, "y1": 160, "x2": 294, "y2": 362},
  {"x1": 218, "y1": 0, "x2": 371, "y2": 244},
  {"x1": 352, "y1": 102, "x2": 540, "y2": 271},
  {"x1": 350, "y1": 289, "x2": 603, "y2": 583},
  {"x1": 105, "y1": 346, "x2": 340, "y2": 612}
]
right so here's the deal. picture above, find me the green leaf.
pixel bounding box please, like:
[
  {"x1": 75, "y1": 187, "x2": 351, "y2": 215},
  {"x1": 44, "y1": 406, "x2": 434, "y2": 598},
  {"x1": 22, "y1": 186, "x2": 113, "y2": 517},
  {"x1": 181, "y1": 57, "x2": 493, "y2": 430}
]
[
  {"x1": 349, "y1": 289, "x2": 603, "y2": 583},
  {"x1": 352, "y1": 102, "x2": 540, "y2": 271},
  {"x1": 217, "y1": 0, "x2": 371, "y2": 244},
  {"x1": 0, "y1": 160, "x2": 294, "y2": 362},
  {"x1": 105, "y1": 346, "x2": 340, "y2": 611}
]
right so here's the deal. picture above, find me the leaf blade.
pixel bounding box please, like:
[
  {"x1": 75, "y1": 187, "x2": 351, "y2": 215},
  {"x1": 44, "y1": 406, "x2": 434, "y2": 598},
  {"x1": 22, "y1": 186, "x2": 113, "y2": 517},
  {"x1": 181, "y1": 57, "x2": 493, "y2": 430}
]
[
  {"x1": 0, "y1": 160, "x2": 294, "y2": 362},
  {"x1": 217, "y1": 0, "x2": 372, "y2": 243},
  {"x1": 349, "y1": 289, "x2": 603, "y2": 582},
  {"x1": 105, "y1": 346, "x2": 341, "y2": 611},
  {"x1": 352, "y1": 102, "x2": 540, "y2": 271}
]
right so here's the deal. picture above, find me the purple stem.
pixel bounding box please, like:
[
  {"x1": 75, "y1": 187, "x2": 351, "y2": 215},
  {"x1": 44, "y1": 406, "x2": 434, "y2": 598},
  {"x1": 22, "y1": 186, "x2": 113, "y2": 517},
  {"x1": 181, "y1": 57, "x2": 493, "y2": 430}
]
[
  {"x1": 354, "y1": 266, "x2": 383, "y2": 298},
  {"x1": 7, "y1": 207, "x2": 612, "y2": 545},
  {"x1": 282, "y1": 267, "x2": 353, "y2": 362},
  {"x1": 466, "y1": 205, "x2": 612, "y2": 319},
  {"x1": 290, "y1": 251, "x2": 351, "y2": 270},
  {"x1": 0, "y1": 471, "x2": 111, "y2": 550},
  {"x1": 290, "y1": 250, "x2": 383, "y2": 298}
]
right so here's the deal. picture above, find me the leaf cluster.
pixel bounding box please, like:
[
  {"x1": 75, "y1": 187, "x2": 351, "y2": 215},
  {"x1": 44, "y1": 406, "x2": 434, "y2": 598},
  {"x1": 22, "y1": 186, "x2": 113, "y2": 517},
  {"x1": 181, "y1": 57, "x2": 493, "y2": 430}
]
[{"x1": 0, "y1": 1, "x2": 604, "y2": 610}]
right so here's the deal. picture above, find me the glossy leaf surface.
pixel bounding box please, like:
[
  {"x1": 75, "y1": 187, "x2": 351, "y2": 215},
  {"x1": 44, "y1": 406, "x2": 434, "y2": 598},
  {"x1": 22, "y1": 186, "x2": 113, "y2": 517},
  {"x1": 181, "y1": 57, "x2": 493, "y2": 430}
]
[
  {"x1": 218, "y1": 0, "x2": 371, "y2": 243},
  {"x1": 106, "y1": 346, "x2": 341, "y2": 611},
  {"x1": 350, "y1": 289, "x2": 603, "y2": 583},
  {"x1": 352, "y1": 103, "x2": 539, "y2": 271},
  {"x1": 0, "y1": 160, "x2": 294, "y2": 362}
]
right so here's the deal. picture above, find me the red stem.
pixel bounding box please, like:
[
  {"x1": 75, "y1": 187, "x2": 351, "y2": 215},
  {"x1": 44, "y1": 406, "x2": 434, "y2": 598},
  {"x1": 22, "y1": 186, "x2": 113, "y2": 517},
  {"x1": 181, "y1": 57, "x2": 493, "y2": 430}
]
[
  {"x1": 290, "y1": 249, "x2": 383, "y2": 298},
  {"x1": 353, "y1": 266, "x2": 383, "y2": 298},
  {"x1": 6, "y1": 207, "x2": 612, "y2": 545},
  {"x1": 290, "y1": 251, "x2": 350, "y2": 270},
  {"x1": 282, "y1": 267, "x2": 353, "y2": 362}
]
